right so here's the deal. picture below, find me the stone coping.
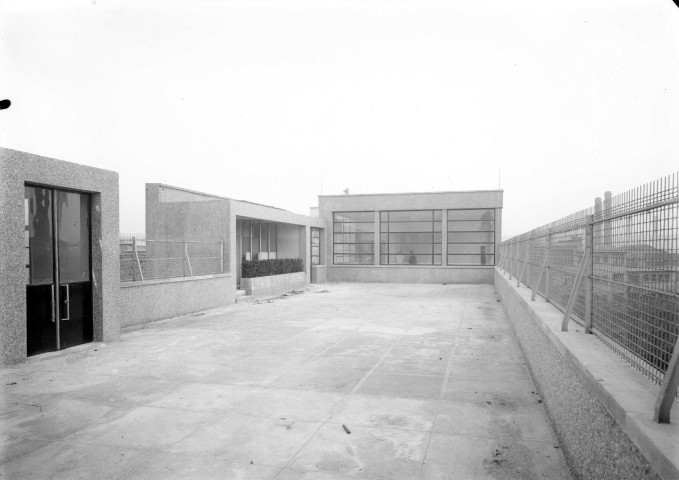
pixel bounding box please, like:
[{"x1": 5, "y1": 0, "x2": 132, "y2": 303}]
[
  {"x1": 120, "y1": 273, "x2": 231, "y2": 288},
  {"x1": 495, "y1": 269, "x2": 679, "y2": 480}
]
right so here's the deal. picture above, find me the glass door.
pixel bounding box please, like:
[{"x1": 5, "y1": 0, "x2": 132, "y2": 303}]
[{"x1": 25, "y1": 186, "x2": 93, "y2": 356}]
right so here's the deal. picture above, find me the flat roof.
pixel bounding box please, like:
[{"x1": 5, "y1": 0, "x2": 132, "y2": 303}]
[{"x1": 318, "y1": 189, "x2": 504, "y2": 198}]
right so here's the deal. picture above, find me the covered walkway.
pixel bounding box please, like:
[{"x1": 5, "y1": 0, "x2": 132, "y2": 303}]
[{"x1": 0, "y1": 284, "x2": 570, "y2": 479}]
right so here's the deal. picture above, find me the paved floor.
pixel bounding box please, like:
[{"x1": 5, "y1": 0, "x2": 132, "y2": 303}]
[{"x1": 0, "y1": 283, "x2": 572, "y2": 480}]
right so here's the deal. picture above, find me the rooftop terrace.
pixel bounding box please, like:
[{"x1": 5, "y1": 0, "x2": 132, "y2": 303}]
[{"x1": 0, "y1": 283, "x2": 570, "y2": 480}]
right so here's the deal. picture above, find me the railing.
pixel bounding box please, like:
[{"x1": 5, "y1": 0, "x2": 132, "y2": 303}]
[
  {"x1": 120, "y1": 234, "x2": 224, "y2": 282},
  {"x1": 499, "y1": 173, "x2": 679, "y2": 423}
]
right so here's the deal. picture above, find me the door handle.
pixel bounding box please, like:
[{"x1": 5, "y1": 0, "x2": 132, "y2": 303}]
[
  {"x1": 61, "y1": 284, "x2": 70, "y2": 321},
  {"x1": 50, "y1": 285, "x2": 55, "y2": 323}
]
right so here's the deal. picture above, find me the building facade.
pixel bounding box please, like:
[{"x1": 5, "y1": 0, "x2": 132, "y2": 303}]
[
  {"x1": 318, "y1": 190, "x2": 503, "y2": 284},
  {"x1": 0, "y1": 148, "x2": 119, "y2": 365}
]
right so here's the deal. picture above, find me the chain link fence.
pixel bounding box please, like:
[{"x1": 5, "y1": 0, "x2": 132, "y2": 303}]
[
  {"x1": 499, "y1": 173, "x2": 678, "y2": 420},
  {"x1": 120, "y1": 234, "x2": 223, "y2": 282}
]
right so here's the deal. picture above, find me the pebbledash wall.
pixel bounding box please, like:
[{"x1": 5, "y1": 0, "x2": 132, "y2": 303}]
[
  {"x1": 0, "y1": 148, "x2": 120, "y2": 365},
  {"x1": 318, "y1": 190, "x2": 503, "y2": 284},
  {"x1": 495, "y1": 269, "x2": 677, "y2": 480}
]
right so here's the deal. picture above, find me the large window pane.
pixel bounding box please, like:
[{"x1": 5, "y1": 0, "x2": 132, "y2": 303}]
[
  {"x1": 387, "y1": 210, "x2": 435, "y2": 222},
  {"x1": 385, "y1": 232, "x2": 442, "y2": 244},
  {"x1": 333, "y1": 212, "x2": 374, "y2": 264},
  {"x1": 447, "y1": 209, "x2": 495, "y2": 221},
  {"x1": 381, "y1": 221, "x2": 441, "y2": 233},
  {"x1": 252, "y1": 221, "x2": 260, "y2": 255},
  {"x1": 25, "y1": 186, "x2": 54, "y2": 285},
  {"x1": 333, "y1": 222, "x2": 374, "y2": 233},
  {"x1": 334, "y1": 212, "x2": 374, "y2": 223},
  {"x1": 261, "y1": 223, "x2": 269, "y2": 253},
  {"x1": 311, "y1": 228, "x2": 321, "y2": 265},
  {"x1": 447, "y1": 220, "x2": 495, "y2": 232},
  {"x1": 57, "y1": 191, "x2": 90, "y2": 283},
  {"x1": 447, "y1": 232, "x2": 495, "y2": 243},
  {"x1": 380, "y1": 210, "x2": 442, "y2": 266},
  {"x1": 448, "y1": 254, "x2": 494, "y2": 266},
  {"x1": 447, "y1": 243, "x2": 495, "y2": 255},
  {"x1": 334, "y1": 233, "x2": 374, "y2": 244},
  {"x1": 447, "y1": 209, "x2": 496, "y2": 266}
]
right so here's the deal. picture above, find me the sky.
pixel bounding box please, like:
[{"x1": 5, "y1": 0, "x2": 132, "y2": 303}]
[{"x1": 1, "y1": 0, "x2": 678, "y2": 239}]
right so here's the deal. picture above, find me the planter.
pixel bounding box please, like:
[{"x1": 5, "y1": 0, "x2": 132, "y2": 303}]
[{"x1": 241, "y1": 271, "x2": 307, "y2": 297}]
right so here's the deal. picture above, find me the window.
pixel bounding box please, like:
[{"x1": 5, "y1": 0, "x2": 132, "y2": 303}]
[
  {"x1": 311, "y1": 228, "x2": 321, "y2": 265},
  {"x1": 240, "y1": 220, "x2": 277, "y2": 261},
  {"x1": 333, "y1": 212, "x2": 374, "y2": 264},
  {"x1": 447, "y1": 209, "x2": 495, "y2": 266},
  {"x1": 380, "y1": 210, "x2": 442, "y2": 265}
]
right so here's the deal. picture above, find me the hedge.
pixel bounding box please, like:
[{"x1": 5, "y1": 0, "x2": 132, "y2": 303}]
[{"x1": 241, "y1": 258, "x2": 304, "y2": 278}]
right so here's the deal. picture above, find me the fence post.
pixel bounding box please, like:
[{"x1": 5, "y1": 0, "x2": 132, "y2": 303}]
[
  {"x1": 220, "y1": 240, "x2": 224, "y2": 273},
  {"x1": 517, "y1": 232, "x2": 530, "y2": 288},
  {"x1": 133, "y1": 237, "x2": 144, "y2": 282},
  {"x1": 654, "y1": 335, "x2": 679, "y2": 423},
  {"x1": 531, "y1": 229, "x2": 551, "y2": 302},
  {"x1": 584, "y1": 215, "x2": 594, "y2": 333},
  {"x1": 507, "y1": 240, "x2": 514, "y2": 282},
  {"x1": 561, "y1": 216, "x2": 593, "y2": 332},
  {"x1": 184, "y1": 241, "x2": 193, "y2": 277}
]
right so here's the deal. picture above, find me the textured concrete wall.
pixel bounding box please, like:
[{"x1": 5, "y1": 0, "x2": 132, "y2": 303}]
[
  {"x1": 277, "y1": 223, "x2": 302, "y2": 259},
  {"x1": 145, "y1": 184, "x2": 230, "y2": 272},
  {"x1": 318, "y1": 190, "x2": 502, "y2": 284},
  {"x1": 119, "y1": 274, "x2": 233, "y2": 328},
  {"x1": 495, "y1": 269, "x2": 660, "y2": 480},
  {"x1": 240, "y1": 272, "x2": 306, "y2": 297},
  {"x1": 0, "y1": 148, "x2": 119, "y2": 365}
]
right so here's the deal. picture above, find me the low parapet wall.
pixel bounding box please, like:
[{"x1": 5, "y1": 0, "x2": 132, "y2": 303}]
[
  {"x1": 120, "y1": 274, "x2": 233, "y2": 328},
  {"x1": 240, "y1": 271, "x2": 306, "y2": 297},
  {"x1": 494, "y1": 268, "x2": 677, "y2": 480}
]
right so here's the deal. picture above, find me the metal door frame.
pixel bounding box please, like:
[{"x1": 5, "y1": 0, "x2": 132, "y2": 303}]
[{"x1": 25, "y1": 183, "x2": 93, "y2": 352}]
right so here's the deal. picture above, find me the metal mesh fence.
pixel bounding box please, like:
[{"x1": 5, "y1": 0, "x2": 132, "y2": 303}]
[
  {"x1": 499, "y1": 173, "x2": 679, "y2": 388},
  {"x1": 120, "y1": 234, "x2": 223, "y2": 282}
]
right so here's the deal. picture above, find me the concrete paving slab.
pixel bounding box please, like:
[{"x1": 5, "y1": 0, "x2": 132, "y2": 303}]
[
  {"x1": 273, "y1": 366, "x2": 368, "y2": 393},
  {"x1": 232, "y1": 389, "x2": 345, "y2": 422},
  {"x1": 288, "y1": 423, "x2": 429, "y2": 479},
  {"x1": 0, "y1": 441, "x2": 154, "y2": 480},
  {"x1": 276, "y1": 469, "x2": 362, "y2": 480},
  {"x1": 119, "y1": 453, "x2": 279, "y2": 480},
  {"x1": 446, "y1": 360, "x2": 530, "y2": 380},
  {"x1": 0, "y1": 283, "x2": 571, "y2": 480},
  {"x1": 433, "y1": 399, "x2": 557, "y2": 443},
  {"x1": 168, "y1": 415, "x2": 321, "y2": 467},
  {"x1": 71, "y1": 405, "x2": 215, "y2": 449},
  {"x1": 149, "y1": 383, "x2": 261, "y2": 412},
  {"x1": 420, "y1": 433, "x2": 569, "y2": 480},
  {"x1": 375, "y1": 356, "x2": 449, "y2": 376},
  {"x1": 0, "y1": 397, "x2": 125, "y2": 440},
  {"x1": 328, "y1": 394, "x2": 438, "y2": 431},
  {"x1": 357, "y1": 372, "x2": 445, "y2": 399},
  {"x1": 442, "y1": 375, "x2": 539, "y2": 407},
  {"x1": 0, "y1": 434, "x2": 51, "y2": 464}
]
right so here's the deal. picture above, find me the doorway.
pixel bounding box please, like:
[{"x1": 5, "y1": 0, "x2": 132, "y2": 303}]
[{"x1": 25, "y1": 185, "x2": 93, "y2": 356}]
